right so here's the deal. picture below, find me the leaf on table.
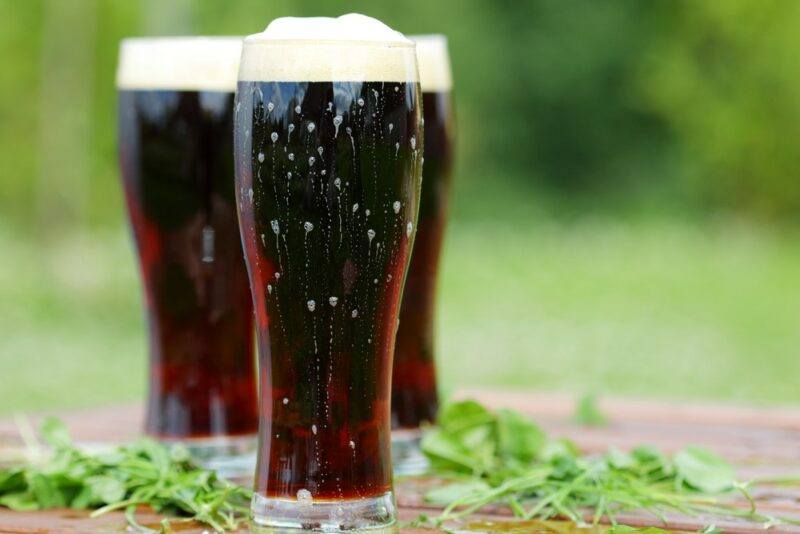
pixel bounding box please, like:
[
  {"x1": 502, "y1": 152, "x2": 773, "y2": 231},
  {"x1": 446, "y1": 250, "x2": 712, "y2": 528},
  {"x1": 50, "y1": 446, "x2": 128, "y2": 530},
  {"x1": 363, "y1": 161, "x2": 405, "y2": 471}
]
[
  {"x1": 85, "y1": 475, "x2": 126, "y2": 504},
  {"x1": 424, "y1": 480, "x2": 492, "y2": 506},
  {"x1": 674, "y1": 446, "x2": 735, "y2": 493},
  {"x1": 0, "y1": 491, "x2": 39, "y2": 511},
  {"x1": 496, "y1": 408, "x2": 545, "y2": 463}
]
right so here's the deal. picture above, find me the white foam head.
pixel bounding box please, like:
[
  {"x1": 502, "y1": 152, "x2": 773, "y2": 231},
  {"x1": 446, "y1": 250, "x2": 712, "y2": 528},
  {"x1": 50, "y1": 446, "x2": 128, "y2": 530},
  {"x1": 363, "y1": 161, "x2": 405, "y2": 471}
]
[
  {"x1": 239, "y1": 14, "x2": 418, "y2": 83},
  {"x1": 116, "y1": 37, "x2": 242, "y2": 91},
  {"x1": 410, "y1": 35, "x2": 453, "y2": 92}
]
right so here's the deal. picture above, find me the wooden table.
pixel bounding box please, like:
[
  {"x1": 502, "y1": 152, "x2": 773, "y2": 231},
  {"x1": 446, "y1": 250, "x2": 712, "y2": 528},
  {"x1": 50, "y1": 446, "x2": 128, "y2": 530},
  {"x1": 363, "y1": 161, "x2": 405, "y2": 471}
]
[{"x1": 2, "y1": 390, "x2": 800, "y2": 532}]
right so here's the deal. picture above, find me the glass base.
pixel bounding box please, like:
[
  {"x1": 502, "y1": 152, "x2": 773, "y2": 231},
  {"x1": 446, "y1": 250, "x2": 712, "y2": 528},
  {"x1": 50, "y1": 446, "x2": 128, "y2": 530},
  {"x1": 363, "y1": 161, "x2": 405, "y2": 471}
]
[
  {"x1": 163, "y1": 434, "x2": 257, "y2": 480},
  {"x1": 250, "y1": 490, "x2": 396, "y2": 531},
  {"x1": 391, "y1": 428, "x2": 429, "y2": 476}
]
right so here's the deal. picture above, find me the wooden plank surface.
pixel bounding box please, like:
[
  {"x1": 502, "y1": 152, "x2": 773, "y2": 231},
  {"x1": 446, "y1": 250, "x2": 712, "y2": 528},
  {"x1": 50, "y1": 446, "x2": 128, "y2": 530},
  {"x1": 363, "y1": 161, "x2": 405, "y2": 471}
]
[{"x1": 2, "y1": 390, "x2": 800, "y2": 532}]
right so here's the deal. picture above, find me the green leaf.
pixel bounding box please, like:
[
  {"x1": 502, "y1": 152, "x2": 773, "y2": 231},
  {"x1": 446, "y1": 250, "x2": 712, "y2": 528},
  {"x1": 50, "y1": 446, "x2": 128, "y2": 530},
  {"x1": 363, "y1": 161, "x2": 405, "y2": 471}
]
[
  {"x1": 674, "y1": 446, "x2": 735, "y2": 493},
  {"x1": 574, "y1": 393, "x2": 608, "y2": 427},
  {"x1": 496, "y1": 408, "x2": 545, "y2": 463},
  {"x1": 424, "y1": 480, "x2": 491, "y2": 505},
  {"x1": 0, "y1": 491, "x2": 39, "y2": 511},
  {"x1": 39, "y1": 417, "x2": 71, "y2": 448},
  {"x1": 438, "y1": 400, "x2": 495, "y2": 435},
  {"x1": 607, "y1": 447, "x2": 635, "y2": 469},
  {"x1": 0, "y1": 469, "x2": 25, "y2": 493},
  {"x1": 27, "y1": 473, "x2": 67, "y2": 508},
  {"x1": 420, "y1": 430, "x2": 480, "y2": 474},
  {"x1": 85, "y1": 475, "x2": 126, "y2": 504}
]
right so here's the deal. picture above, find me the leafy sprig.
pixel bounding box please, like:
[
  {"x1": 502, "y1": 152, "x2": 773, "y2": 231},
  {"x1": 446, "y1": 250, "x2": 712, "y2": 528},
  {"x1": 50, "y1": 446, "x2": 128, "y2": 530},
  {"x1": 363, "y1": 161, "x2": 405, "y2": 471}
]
[
  {"x1": 419, "y1": 400, "x2": 787, "y2": 529},
  {"x1": 0, "y1": 418, "x2": 250, "y2": 532}
]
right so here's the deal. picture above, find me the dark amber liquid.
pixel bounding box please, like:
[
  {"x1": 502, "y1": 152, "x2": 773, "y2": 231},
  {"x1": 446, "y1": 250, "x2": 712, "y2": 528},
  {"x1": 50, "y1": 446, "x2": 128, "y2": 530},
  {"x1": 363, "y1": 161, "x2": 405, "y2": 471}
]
[
  {"x1": 118, "y1": 90, "x2": 257, "y2": 439},
  {"x1": 392, "y1": 91, "x2": 455, "y2": 429},
  {"x1": 234, "y1": 80, "x2": 422, "y2": 499}
]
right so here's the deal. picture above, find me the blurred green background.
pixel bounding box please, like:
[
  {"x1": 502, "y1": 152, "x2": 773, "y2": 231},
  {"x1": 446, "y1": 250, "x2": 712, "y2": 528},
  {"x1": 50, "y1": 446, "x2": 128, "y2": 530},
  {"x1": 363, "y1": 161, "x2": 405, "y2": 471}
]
[{"x1": 3, "y1": 0, "x2": 800, "y2": 415}]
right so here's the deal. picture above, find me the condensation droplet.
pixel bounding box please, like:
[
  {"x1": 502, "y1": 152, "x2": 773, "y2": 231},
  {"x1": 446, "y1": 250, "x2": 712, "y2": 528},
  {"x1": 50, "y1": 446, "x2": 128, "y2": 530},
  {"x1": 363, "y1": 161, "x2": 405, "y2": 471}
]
[
  {"x1": 275, "y1": 272, "x2": 281, "y2": 279},
  {"x1": 267, "y1": 284, "x2": 273, "y2": 294},
  {"x1": 271, "y1": 220, "x2": 280, "y2": 234},
  {"x1": 321, "y1": 169, "x2": 326, "y2": 176},
  {"x1": 267, "y1": 102, "x2": 274, "y2": 112},
  {"x1": 295, "y1": 105, "x2": 302, "y2": 114},
  {"x1": 288, "y1": 153, "x2": 295, "y2": 161},
  {"x1": 283, "y1": 397, "x2": 289, "y2": 405},
  {"x1": 367, "y1": 229, "x2": 376, "y2": 242},
  {"x1": 307, "y1": 300, "x2": 316, "y2": 312},
  {"x1": 248, "y1": 188, "x2": 254, "y2": 203},
  {"x1": 288, "y1": 124, "x2": 295, "y2": 133},
  {"x1": 308, "y1": 156, "x2": 315, "y2": 166},
  {"x1": 352, "y1": 203, "x2": 359, "y2": 213},
  {"x1": 407, "y1": 221, "x2": 413, "y2": 237},
  {"x1": 307, "y1": 122, "x2": 316, "y2": 133},
  {"x1": 349, "y1": 440, "x2": 355, "y2": 449},
  {"x1": 329, "y1": 296, "x2": 338, "y2": 307},
  {"x1": 357, "y1": 98, "x2": 364, "y2": 107},
  {"x1": 311, "y1": 424, "x2": 317, "y2": 435},
  {"x1": 365, "y1": 209, "x2": 371, "y2": 216},
  {"x1": 317, "y1": 146, "x2": 324, "y2": 156},
  {"x1": 304, "y1": 221, "x2": 314, "y2": 233},
  {"x1": 393, "y1": 201, "x2": 401, "y2": 214},
  {"x1": 410, "y1": 136, "x2": 416, "y2": 150},
  {"x1": 258, "y1": 152, "x2": 265, "y2": 163},
  {"x1": 388, "y1": 123, "x2": 394, "y2": 132},
  {"x1": 270, "y1": 132, "x2": 278, "y2": 143},
  {"x1": 334, "y1": 178, "x2": 341, "y2": 189},
  {"x1": 351, "y1": 309, "x2": 358, "y2": 318},
  {"x1": 333, "y1": 115, "x2": 343, "y2": 136}
]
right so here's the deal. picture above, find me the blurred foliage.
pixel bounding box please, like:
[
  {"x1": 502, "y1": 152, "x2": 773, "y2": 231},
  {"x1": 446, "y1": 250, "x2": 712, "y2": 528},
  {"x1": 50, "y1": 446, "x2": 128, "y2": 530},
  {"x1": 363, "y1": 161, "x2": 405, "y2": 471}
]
[{"x1": 2, "y1": 0, "x2": 800, "y2": 232}]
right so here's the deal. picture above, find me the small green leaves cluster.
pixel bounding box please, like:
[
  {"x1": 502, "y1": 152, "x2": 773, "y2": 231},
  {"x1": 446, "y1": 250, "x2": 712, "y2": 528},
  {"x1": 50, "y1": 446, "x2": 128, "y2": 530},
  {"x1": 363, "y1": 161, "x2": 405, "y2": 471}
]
[
  {"x1": 420, "y1": 400, "x2": 777, "y2": 528},
  {"x1": 0, "y1": 418, "x2": 250, "y2": 532}
]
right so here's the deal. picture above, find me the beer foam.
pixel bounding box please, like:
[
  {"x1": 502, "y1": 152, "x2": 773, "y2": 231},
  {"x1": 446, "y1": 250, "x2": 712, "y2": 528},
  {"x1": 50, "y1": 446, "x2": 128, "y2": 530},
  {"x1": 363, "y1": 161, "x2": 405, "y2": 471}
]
[
  {"x1": 239, "y1": 14, "x2": 418, "y2": 83},
  {"x1": 411, "y1": 35, "x2": 453, "y2": 92},
  {"x1": 116, "y1": 37, "x2": 242, "y2": 91}
]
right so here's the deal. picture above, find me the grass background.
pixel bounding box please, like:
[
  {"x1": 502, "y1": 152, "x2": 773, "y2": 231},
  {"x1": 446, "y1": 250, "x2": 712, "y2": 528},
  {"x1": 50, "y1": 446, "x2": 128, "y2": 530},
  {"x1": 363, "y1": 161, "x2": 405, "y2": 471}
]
[{"x1": 4, "y1": 210, "x2": 800, "y2": 416}]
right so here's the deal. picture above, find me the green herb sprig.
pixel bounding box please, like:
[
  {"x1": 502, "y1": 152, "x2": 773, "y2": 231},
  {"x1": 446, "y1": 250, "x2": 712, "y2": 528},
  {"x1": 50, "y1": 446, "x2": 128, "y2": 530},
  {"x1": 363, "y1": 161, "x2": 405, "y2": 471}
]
[
  {"x1": 419, "y1": 400, "x2": 787, "y2": 529},
  {"x1": 0, "y1": 418, "x2": 251, "y2": 532}
]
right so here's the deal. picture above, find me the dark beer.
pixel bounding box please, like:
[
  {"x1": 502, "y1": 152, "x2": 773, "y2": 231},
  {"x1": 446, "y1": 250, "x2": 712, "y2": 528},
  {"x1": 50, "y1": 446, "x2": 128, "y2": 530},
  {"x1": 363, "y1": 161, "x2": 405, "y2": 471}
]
[
  {"x1": 393, "y1": 36, "x2": 455, "y2": 431},
  {"x1": 116, "y1": 39, "x2": 258, "y2": 452},
  {"x1": 235, "y1": 15, "x2": 422, "y2": 529}
]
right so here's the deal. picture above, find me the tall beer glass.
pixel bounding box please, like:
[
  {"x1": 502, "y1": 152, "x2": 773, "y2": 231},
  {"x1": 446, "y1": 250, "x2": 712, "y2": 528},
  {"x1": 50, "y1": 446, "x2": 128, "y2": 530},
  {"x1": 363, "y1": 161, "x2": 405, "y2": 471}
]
[
  {"x1": 392, "y1": 35, "x2": 455, "y2": 474},
  {"x1": 117, "y1": 38, "x2": 257, "y2": 474},
  {"x1": 234, "y1": 14, "x2": 422, "y2": 529}
]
